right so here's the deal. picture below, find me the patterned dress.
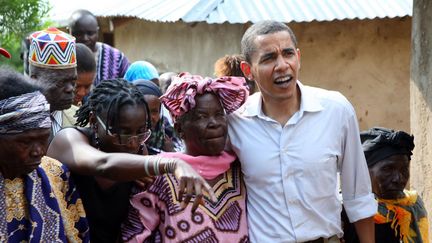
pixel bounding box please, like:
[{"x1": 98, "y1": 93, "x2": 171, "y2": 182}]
[
  {"x1": 122, "y1": 163, "x2": 249, "y2": 242},
  {"x1": 0, "y1": 156, "x2": 89, "y2": 242},
  {"x1": 94, "y1": 42, "x2": 130, "y2": 87}
]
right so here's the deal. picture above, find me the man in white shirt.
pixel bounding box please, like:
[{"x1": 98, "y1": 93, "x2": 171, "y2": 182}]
[{"x1": 227, "y1": 20, "x2": 376, "y2": 243}]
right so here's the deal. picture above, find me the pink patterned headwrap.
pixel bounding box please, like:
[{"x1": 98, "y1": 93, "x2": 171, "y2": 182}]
[{"x1": 160, "y1": 73, "x2": 249, "y2": 121}]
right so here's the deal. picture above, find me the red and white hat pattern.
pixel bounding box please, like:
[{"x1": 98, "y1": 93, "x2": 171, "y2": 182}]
[{"x1": 29, "y1": 27, "x2": 76, "y2": 69}]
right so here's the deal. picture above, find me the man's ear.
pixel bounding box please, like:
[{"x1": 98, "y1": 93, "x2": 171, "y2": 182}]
[{"x1": 240, "y1": 61, "x2": 253, "y2": 81}]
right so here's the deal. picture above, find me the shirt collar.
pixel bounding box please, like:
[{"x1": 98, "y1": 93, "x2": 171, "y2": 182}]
[
  {"x1": 242, "y1": 80, "x2": 323, "y2": 118},
  {"x1": 297, "y1": 81, "x2": 323, "y2": 113}
]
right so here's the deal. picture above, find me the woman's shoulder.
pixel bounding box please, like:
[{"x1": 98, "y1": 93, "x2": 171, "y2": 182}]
[{"x1": 52, "y1": 127, "x2": 93, "y2": 145}]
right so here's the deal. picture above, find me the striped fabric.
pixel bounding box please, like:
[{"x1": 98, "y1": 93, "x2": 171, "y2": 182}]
[
  {"x1": 0, "y1": 91, "x2": 51, "y2": 134},
  {"x1": 160, "y1": 73, "x2": 249, "y2": 121},
  {"x1": 94, "y1": 42, "x2": 130, "y2": 86},
  {"x1": 50, "y1": 110, "x2": 63, "y2": 136}
]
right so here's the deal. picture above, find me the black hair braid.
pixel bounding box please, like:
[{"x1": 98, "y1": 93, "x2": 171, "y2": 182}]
[{"x1": 75, "y1": 78, "x2": 151, "y2": 129}]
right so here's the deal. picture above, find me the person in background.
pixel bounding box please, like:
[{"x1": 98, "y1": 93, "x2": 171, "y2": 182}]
[
  {"x1": 133, "y1": 79, "x2": 183, "y2": 154},
  {"x1": 159, "y1": 71, "x2": 177, "y2": 94},
  {"x1": 159, "y1": 71, "x2": 178, "y2": 125},
  {"x1": 228, "y1": 20, "x2": 376, "y2": 242},
  {"x1": 47, "y1": 78, "x2": 216, "y2": 243},
  {"x1": 73, "y1": 43, "x2": 95, "y2": 106},
  {"x1": 214, "y1": 54, "x2": 256, "y2": 93},
  {"x1": 68, "y1": 9, "x2": 130, "y2": 86},
  {"x1": 343, "y1": 127, "x2": 429, "y2": 243},
  {"x1": 122, "y1": 73, "x2": 249, "y2": 242},
  {"x1": 124, "y1": 60, "x2": 160, "y2": 86},
  {"x1": 20, "y1": 32, "x2": 33, "y2": 76},
  {"x1": 0, "y1": 67, "x2": 89, "y2": 242},
  {"x1": 63, "y1": 43, "x2": 96, "y2": 127},
  {"x1": 28, "y1": 27, "x2": 77, "y2": 137}
]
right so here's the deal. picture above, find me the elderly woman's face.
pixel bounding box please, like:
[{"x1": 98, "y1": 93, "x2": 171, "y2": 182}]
[
  {"x1": 0, "y1": 128, "x2": 50, "y2": 179},
  {"x1": 179, "y1": 93, "x2": 227, "y2": 156},
  {"x1": 369, "y1": 154, "x2": 410, "y2": 199}
]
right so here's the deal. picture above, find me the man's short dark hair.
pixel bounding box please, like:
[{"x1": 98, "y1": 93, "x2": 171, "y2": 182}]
[
  {"x1": 76, "y1": 43, "x2": 96, "y2": 73},
  {"x1": 241, "y1": 21, "x2": 298, "y2": 63},
  {"x1": 68, "y1": 9, "x2": 98, "y2": 30}
]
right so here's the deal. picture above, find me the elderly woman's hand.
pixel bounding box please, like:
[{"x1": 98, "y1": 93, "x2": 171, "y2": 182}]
[{"x1": 172, "y1": 159, "x2": 217, "y2": 211}]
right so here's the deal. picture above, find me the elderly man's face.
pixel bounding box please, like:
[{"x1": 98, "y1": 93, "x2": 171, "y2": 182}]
[
  {"x1": 35, "y1": 68, "x2": 77, "y2": 111},
  {"x1": 369, "y1": 154, "x2": 410, "y2": 199},
  {"x1": 0, "y1": 128, "x2": 51, "y2": 179}
]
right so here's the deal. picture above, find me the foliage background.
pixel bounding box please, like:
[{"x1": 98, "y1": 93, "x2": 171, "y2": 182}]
[{"x1": 0, "y1": 0, "x2": 52, "y2": 72}]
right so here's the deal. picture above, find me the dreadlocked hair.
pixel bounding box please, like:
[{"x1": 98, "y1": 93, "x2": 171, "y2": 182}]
[{"x1": 75, "y1": 78, "x2": 151, "y2": 130}]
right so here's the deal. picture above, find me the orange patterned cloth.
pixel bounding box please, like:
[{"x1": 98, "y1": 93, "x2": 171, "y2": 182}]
[{"x1": 374, "y1": 190, "x2": 429, "y2": 243}]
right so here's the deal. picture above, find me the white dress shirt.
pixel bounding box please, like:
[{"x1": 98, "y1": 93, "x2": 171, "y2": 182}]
[
  {"x1": 227, "y1": 81, "x2": 377, "y2": 242},
  {"x1": 51, "y1": 110, "x2": 63, "y2": 136}
]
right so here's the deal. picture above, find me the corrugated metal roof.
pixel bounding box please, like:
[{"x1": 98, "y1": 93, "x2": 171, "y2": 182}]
[
  {"x1": 93, "y1": 0, "x2": 201, "y2": 22},
  {"x1": 49, "y1": 0, "x2": 413, "y2": 24},
  {"x1": 182, "y1": 0, "x2": 413, "y2": 23}
]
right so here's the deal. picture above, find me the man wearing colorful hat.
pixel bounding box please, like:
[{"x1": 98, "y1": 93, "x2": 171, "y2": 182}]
[{"x1": 28, "y1": 27, "x2": 78, "y2": 136}]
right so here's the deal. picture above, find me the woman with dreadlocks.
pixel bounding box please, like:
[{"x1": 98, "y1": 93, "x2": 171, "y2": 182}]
[{"x1": 47, "y1": 78, "x2": 216, "y2": 243}]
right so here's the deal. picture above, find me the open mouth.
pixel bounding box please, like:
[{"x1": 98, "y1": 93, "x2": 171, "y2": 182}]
[{"x1": 274, "y1": 75, "x2": 293, "y2": 87}]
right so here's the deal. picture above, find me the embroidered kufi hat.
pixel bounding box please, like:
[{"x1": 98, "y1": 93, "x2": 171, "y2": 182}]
[{"x1": 29, "y1": 27, "x2": 76, "y2": 69}]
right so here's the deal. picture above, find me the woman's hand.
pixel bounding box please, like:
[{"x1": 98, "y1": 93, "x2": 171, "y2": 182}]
[{"x1": 173, "y1": 160, "x2": 217, "y2": 211}]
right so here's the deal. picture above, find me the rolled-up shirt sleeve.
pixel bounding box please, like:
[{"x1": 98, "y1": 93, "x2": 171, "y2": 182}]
[{"x1": 340, "y1": 106, "x2": 377, "y2": 223}]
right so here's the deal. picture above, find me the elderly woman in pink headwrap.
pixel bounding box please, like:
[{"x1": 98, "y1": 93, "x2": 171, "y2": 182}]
[{"x1": 122, "y1": 73, "x2": 250, "y2": 242}]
